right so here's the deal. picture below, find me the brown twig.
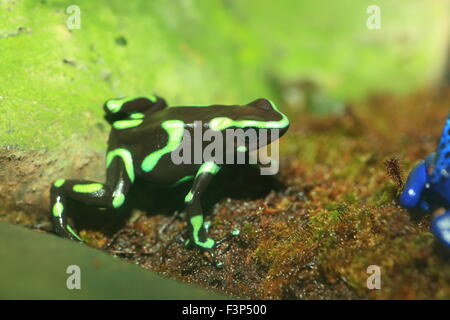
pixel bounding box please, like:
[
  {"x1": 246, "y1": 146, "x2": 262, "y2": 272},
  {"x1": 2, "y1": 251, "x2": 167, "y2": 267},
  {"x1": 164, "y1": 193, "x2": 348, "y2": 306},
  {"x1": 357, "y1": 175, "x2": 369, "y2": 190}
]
[{"x1": 384, "y1": 157, "x2": 404, "y2": 191}]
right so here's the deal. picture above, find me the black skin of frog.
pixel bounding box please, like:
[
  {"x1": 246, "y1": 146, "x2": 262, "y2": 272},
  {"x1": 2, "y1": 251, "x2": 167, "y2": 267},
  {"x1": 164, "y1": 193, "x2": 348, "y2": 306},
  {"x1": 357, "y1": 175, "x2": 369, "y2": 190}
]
[{"x1": 50, "y1": 95, "x2": 289, "y2": 252}]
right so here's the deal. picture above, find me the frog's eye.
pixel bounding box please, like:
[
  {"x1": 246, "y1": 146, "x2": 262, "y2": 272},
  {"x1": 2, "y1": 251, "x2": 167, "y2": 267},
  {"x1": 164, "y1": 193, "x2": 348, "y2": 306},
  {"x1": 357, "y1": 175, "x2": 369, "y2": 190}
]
[{"x1": 246, "y1": 98, "x2": 274, "y2": 111}]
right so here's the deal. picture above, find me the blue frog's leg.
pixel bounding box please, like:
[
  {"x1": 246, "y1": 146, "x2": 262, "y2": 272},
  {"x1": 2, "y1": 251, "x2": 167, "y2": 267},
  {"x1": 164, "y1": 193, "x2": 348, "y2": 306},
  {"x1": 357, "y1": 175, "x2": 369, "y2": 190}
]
[
  {"x1": 419, "y1": 199, "x2": 432, "y2": 212},
  {"x1": 400, "y1": 160, "x2": 428, "y2": 209},
  {"x1": 431, "y1": 209, "x2": 450, "y2": 248}
]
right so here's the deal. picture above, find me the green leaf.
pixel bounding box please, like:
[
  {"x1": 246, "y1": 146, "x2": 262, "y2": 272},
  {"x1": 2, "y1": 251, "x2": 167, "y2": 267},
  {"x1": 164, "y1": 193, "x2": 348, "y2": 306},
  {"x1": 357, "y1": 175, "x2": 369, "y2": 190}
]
[{"x1": 0, "y1": 222, "x2": 228, "y2": 299}]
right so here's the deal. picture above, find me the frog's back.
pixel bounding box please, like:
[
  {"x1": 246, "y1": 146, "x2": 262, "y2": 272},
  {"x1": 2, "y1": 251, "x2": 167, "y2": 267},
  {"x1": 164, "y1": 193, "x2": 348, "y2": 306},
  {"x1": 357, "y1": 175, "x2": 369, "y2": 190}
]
[
  {"x1": 106, "y1": 105, "x2": 240, "y2": 184},
  {"x1": 105, "y1": 99, "x2": 288, "y2": 184},
  {"x1": 156, "y1": 104, "x2": 243, "y2": 124},
  {"x1": 109, "y1": 105, "x2": 240, "y2": 145}
]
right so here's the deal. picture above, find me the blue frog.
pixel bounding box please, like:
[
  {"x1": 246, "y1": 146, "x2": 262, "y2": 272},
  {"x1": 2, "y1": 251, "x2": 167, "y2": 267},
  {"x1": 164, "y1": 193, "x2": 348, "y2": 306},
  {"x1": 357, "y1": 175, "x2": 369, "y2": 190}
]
[{"x1": 400, "y1": 113, "x2": 450, "y2": 247}]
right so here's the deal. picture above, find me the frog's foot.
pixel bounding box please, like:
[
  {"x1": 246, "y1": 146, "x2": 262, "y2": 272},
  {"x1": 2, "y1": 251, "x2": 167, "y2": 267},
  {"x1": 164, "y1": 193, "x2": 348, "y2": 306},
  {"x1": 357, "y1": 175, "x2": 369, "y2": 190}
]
[
  {"x1": 184, "y1": 232, "x2": 220, "y2": 267},
  {"x1": 50, "y1": 187, "x2": 83, "y2": 243},
  {"x1": 52, "y1": 214, "x2": 83, "y2": 242},
  {"x1": 419, "y1": 200, "x2": 432, "y2": 212},
  {"x1": 185, "y1": 226, "x2": 241, "y2": 267},
  {"x1": 184, "y1": 235, "x2": 216, "y2": 251},
  {"x1": 431, "y1": 208, "x2": 450, "y2": 248},
  {"x1": 159, "y1": 211, "x2": 181, "y2": 235}
]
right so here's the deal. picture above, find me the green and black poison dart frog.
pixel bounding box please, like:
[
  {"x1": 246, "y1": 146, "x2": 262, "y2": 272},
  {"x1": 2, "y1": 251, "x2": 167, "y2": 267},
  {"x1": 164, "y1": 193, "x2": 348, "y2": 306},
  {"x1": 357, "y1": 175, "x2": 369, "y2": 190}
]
[
  {"x1": 50, "y1": 95, "x2": 289, "y2": 251},
  {"x1": 400, "y1": 113, "x2": 450, "y2": 248}
]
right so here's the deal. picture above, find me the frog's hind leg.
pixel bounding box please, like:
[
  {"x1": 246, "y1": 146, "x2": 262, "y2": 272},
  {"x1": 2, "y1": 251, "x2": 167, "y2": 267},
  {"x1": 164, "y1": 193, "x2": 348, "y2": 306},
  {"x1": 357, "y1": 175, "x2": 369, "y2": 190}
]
[
  {"x1": 50, "y1": 155, "x2": 133, "y2": 241},
  {"x1": 103, "y1": 95, "x2": 167, "y2": 124},
  {"x1": 184, "y1": 162, "x2": 221, "y2": 251}
]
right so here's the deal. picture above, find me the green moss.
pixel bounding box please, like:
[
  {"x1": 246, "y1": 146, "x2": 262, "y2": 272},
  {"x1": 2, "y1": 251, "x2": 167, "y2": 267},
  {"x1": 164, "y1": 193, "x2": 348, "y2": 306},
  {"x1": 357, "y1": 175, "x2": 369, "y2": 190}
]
[
  {"x1": 0, "y1": 0, "x2": 272, "y2": 150},
  {"x1": 372, "y1": 181, "x2": 399, "y2": 206}
]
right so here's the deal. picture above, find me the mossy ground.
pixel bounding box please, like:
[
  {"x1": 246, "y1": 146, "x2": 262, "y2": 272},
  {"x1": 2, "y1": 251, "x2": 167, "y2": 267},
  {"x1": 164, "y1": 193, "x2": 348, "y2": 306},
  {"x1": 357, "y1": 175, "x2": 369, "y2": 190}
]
[{"x1": 23, "y1": 88, "x2": 445, "y2": 300}]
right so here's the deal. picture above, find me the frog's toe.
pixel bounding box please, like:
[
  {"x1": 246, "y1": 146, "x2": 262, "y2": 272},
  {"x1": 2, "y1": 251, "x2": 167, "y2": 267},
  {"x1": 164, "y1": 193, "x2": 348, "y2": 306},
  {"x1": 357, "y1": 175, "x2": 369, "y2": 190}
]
[
  {"x1": 199, "y1": 237, "x2": 216, "y2": 250},
  {"x1": 190, "y1": 237, "x2": 216, "y2": 251},
  {"x1": 419, "y1": 200, "x2": 431, "y2": 212},
  {"x1": 52, "y1": 217, "x2": 82, "y2": 242},
  {"x1": 185, "y1": 237, "x2": 221, "y2": 266},
  {"x1": 58, "y1": 228, "x2": 83, "y2": 242},
  {"x1": 184, "y1": 238, "x2": 194, "y2": 250},
  {"x1": 431, "y1": 210, "x2": 450, "y2": 248}
]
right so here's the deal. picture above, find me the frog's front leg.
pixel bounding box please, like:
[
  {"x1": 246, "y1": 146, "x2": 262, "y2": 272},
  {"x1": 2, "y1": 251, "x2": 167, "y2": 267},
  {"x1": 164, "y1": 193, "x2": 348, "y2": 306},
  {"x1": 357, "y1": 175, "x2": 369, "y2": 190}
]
[
  {"x1": 400, "y1": 160, "x2": 428, "y2": 209},
  {"x1": 50, "y1": 155, "x2": 133, "y2": 241},
  {"x1": 184, "y1": 161, "x2": 221, "y2": 250}
]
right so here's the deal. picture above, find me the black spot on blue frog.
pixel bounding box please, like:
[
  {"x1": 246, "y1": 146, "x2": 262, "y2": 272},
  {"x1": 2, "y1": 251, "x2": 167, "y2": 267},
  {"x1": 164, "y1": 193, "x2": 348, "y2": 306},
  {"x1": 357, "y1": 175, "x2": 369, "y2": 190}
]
[
  {"x1": 50, "y1": 95, "x2": 289, "y2": 252},
  {"x1": 400, "y1": 113, "x2": 450, "y2": 248}
]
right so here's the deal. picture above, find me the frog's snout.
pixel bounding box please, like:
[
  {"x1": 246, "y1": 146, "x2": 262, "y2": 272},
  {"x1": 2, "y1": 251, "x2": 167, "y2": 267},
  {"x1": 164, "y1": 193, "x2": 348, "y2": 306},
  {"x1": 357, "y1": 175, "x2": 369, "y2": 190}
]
[{"x1": 279, "y1": 122, "x2": 289, "y2": 137}]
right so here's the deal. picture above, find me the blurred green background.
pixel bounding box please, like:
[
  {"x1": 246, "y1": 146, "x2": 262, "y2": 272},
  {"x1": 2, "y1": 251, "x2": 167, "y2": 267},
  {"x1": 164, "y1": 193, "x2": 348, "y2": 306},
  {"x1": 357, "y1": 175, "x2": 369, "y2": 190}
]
[{"x1": 1, "y1": 0, "x2": 449, "y2": 150}]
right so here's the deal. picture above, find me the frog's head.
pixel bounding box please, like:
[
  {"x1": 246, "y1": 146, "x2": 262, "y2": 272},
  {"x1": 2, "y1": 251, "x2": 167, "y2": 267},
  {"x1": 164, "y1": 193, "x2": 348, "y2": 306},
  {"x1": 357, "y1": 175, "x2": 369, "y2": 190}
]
[{"x1": 210, "y1": 99, "x2": 289, "y2": 152}]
